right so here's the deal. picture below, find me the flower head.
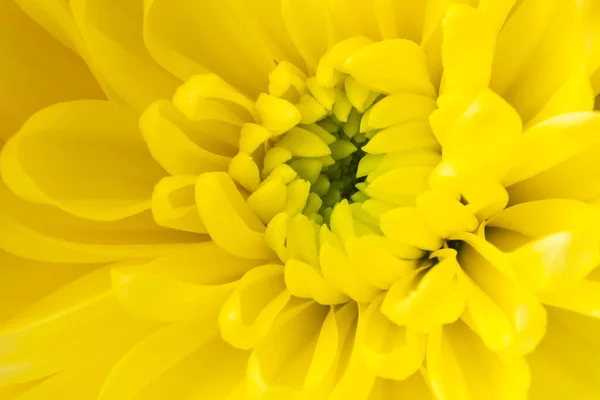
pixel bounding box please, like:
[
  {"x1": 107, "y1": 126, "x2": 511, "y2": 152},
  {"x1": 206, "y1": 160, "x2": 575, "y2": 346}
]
[{"x1": 2, "y1": 0, "x2": 600, "y2": 399}]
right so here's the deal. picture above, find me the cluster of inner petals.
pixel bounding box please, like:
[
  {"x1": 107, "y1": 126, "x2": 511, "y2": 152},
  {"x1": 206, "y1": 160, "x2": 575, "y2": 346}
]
[{"x1": 163, "y1": 34, "x2": 540, "y2": 384}]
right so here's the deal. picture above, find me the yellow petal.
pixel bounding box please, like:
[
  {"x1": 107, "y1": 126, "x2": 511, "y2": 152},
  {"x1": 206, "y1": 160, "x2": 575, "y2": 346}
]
[
  {"x1": 256, "y1": 94, "x2": 302, "y2": 136},
  {"x1": 344, "y1": 39, "x2": 435, "y2": 96},
  {"x1": 490, "y1": 0, "x2": 587, "y2": 123},
  {"x1": 234, "y1": 0, "x2": 304, "y2": 67},
  {"x1": 98, "y1": 320, "x2": 243, "y2": 400},
  {"x1": 366, "y1": 167, "x2": 432, "y2": 206},
  {"x1": 503, "y1": 111, "x2": 600, "y2": 187},
  {"x1": 0, "y1": 250, "x2": 92, "y2": 323},
  {"x1": 219, "y1": 265, "x2": 290, "y2": 349},
  {"x1": 195, "y1": 172, "x2": 275, "y2": 260},
  {"x1": 328, "y1": 0, "x2": 380, "y2": 41},
  {"x1": 246, "y1": 300, "x2": 329, "y2": 396},
  {"x1": 416, "y1": 190, "x2": 478, "y2": 238},
  {"x1": 510, "y1": 231, "x2": 600, "y2": 295},
  {"x1": 111, "y1": 258, "x2": 235, "y2": 322},
  {"x1": 346, "y1": 235, "x2": 417, "y2": 290},
  {"x1": 0, "y1": 0, "x2": 103, "y2": 141},
  {"x1": 439, "y1": 321, "x2": 530, "y2": 400},
  {"x1": 359, "y1": 295, "x2": 426, "y2": 380},
  {"x1": 70, "y1": 0, "x2": 180, "y2": 111},
  {"x1": 360, "y1": 92, "x2": 437, "y2": 132},
  {"x1": 382, "y1": 254, "x2": 465, "y2": 331},
  {"x1": 151, "y1": 176, "x2": 207, "y2": 234},
  {"x1": 140, "y1": 100, "x2": 231, "y2": 176},
  {"x1": 284, "y1": 259, "x2": 350, "y2": 305},
  {"x1": 275, "y1": 127, "x2": 332, "y2": 158},
  {"x1": 441, "y1": 89, "x2": 522, "y2": 180},
  {"x1": 541, "y1": 279, "x2": 600, "y2": 319},
  {"x1": 441, "y1": 4, "x2": 496, "y2": 94},
  {"x1": 0, "y1": 182, "x2": 195, "y2": 263},
  {"x1": 487, "y1": 199, "x2": 600, "y2": 240},
  {"x1": 281, "y1": 0, "x2": 334, "y2": 72},
  {"x1": 373, "y1": 0, "x2": 427, "y2": 42},
  {"x1": 524, "y1": 65, "x2": 594, "y2": 129},
  {"x1": 459, "y1": 240, "x2": 548, "y2": 354},
  {"x1": 320, "y1": 226, "x2": 382, "y2": 303},
  {"x1": 367, "y1": 372, "x2": 432, "y2": 400},
  {"x1": 7, "y1": 100, "x2": 165, "y2": 221},
  {"x1": 143, "y1": 0, "x2": 274, "y2": 96},
  {"x1": 0, "y1": 267, "x2": 153, "y2": 385},
  {"x1": 527, "y1": 308, "x2": 600, "y2": 400},
  {"x1": 362, "y1": 122, "x2": 439, "y2": 154},
  {"x1": 13, "y1": 0, "x2": 82, "y2": 52},
  {"x1": 380, "y1": 207, "x2": 443, "y2": 251}
]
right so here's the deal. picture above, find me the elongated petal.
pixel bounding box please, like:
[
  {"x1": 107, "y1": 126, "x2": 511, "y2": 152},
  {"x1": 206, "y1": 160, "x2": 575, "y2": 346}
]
[
  {"x1": 144, "y1": 0, "x2": 274, "y2": 96},
  {"x1": 528, "y1": 308, "x2": 600, "y2": 399},
  {"x1": 0, "y1": 0, "x2": 103, "y2": 141},
  {"x1": 0, "y1": 267, "x2": 154, "y2": 384},
  {"x1": 0, "y1": 250, "x2": 95, "y2": 323},
  {"x1": 195, "y1": 172, "x2": 275, "y2": 260},
  {"x1": 140, "y1": 100, "x2": 231, "y2": 176},
  {"x1": 98, "y1": 320, "x2": 246, "y2": 400},
  {"x1": 282, "y1": 0, "x2": 334, "y2": 72},
  {"x1": 246, "y1": 300, "x2": 329, "y2": 396},
  {"x1": 70, "y1": 0, "x2": 181, "y2": 111},
  {"x1": 441, "y1": 4, "x2": 496, "y2": 94},
  {"x1": 220, "y1": 265, "x2": 290, "y2": 349},
  {"x1": 5, "y1": 101, "x2": 165, "y2": 221},
  {"x1": 0, "y1": 182, "x2": 196, "y2": 263},
  {"x1": 491, "y1": 0, "x2": 588, "y2": 123}
]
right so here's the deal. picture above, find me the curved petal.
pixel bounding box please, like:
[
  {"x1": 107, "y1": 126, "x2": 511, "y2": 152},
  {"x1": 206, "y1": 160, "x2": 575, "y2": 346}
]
[
  {"x1": 428, "y1": 322, "x2": 530, "y2": 400},
  {"x1": 151, "y1": 176, "x2": 207, "y2": 234},
  {"x1": 69, "y1": 0, "x2": 181, "y2": 112},
  {"x1": 490, "y1": 0, "x2": 588, "y2": 123},
  {"x1": 5, "y1": 100, "x2": 166, "y2": 221},
  {"x1": 503, "y1": 112, "x2": 600, "y2": 197},
  {"x1": 13, "y1": 0, "x2": 83, "y2": 52},
  {"x1": 487, "y1": 199, "x2": 600, "y2": 240},
  {"x1": 195, "y1": 172, "x2": 275, "y2": 260},
  {"x1": 282, "y1": 0, "x2": 335, "y2": 73},
  {"x1": 358, "y1": 295, "x2": 425, "y2": 380},
  {"x1": 246, "y1": 300, "x2": 327, "y2": 395},
  {"x1": 220, "y1": 265, "x2": 290, "y2": 349},
  {"x1": 327, "y1": 0, "x2": 380, "y2": 41},
  {"x1": 0, "y1": 0, "x2": 103, "y2": 142},
  {"x1": 232, "y1": 0, "x2": 305, "y2": 68},
  {"x1": 528, "y1": 307, "x2": 600, "y2": 400},
  {"x1": 140, "y1": 100, "x2": 232, "y2": 176},
  {"x1": 373, "y1": 0, "x2": 427, "y2": 43},
  {"x1": 441, "y1": 4, "x2": 496, "y2": 95},
  {"x1": 458, "y1": 237, "x2": 547, "y2": 354},
  {"x1": 0, "y1": 250, "x2": 97, "y2": 323},
  {"x1": 111, "y1": 261, "x2": 235, "y2": 322},
  {"x1": 143, "y1": 0, "x2": 274, "y2": 97},
  {"x1": 0, "y1": 266, "x2": 155, "y2": 385},
  {"x1": 0, "y1": 182, "x2": 198, "y2": 263},
  {"x1": 99, "y1": 320, "x2": 248, "y2": 400},
  {"x1": 112, "y1": 242, "x2": 262, "y2": 321}
]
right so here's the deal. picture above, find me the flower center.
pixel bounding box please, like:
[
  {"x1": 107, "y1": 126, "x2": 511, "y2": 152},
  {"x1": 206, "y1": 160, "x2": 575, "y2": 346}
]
[{"x1": 225, "y1": 36, "x2": 510, "y2": 309}]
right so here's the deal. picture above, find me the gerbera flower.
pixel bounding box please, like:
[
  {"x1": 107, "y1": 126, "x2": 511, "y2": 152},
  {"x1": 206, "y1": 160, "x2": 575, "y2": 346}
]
[{"x1": 2, "y1": 0, "x2": 600, "y2": 399}]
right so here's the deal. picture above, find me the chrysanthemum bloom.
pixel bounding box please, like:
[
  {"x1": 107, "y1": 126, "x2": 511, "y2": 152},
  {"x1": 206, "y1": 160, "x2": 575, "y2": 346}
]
[{"x1": 2, "y1": 0, "x2": 600, "y2": 398}]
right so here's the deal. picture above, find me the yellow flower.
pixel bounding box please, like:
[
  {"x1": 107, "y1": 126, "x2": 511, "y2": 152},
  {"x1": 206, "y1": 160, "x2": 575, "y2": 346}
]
[{"x1": 2, "y1": 0, "x2": 600, "y2": 399}]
